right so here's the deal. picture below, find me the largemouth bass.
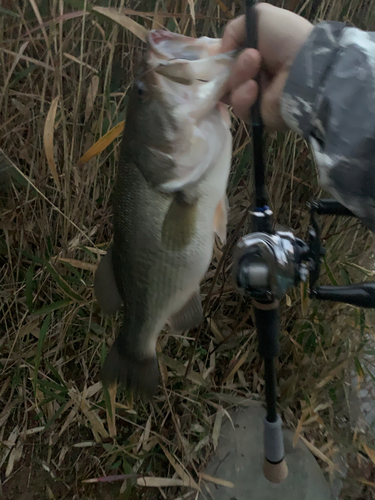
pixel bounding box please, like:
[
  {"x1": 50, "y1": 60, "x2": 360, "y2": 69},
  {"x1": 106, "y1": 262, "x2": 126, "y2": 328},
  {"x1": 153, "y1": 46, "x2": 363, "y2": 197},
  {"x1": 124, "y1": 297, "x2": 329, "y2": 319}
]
[{"x1": 94, "y1": 29, "x2": 235, "y2": 398}]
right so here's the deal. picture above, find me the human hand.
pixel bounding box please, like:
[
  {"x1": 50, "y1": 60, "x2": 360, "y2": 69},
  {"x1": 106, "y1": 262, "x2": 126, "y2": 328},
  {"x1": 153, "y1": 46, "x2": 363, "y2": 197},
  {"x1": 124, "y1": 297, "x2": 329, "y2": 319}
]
[{"x1": 221, "y1": 3, "x2": 313, "y2": 130}]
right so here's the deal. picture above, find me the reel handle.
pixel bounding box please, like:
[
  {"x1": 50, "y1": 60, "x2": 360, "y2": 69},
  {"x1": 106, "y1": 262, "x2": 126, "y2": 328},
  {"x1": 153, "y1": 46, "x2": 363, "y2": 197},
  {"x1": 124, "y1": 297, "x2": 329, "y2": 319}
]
[
  {"x1": 310, "y1": 199, "x2": 356, "y2": 217},
  {"x1": 313, "y1": 283, "x2": 375, "y2": 308}
]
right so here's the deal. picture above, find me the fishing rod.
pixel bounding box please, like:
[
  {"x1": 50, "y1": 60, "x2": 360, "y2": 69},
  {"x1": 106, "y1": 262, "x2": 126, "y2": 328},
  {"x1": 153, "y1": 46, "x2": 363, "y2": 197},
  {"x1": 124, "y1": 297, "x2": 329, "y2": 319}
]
[{"x1": 232, "y1": 0, "x2": 375, "y2": 486}]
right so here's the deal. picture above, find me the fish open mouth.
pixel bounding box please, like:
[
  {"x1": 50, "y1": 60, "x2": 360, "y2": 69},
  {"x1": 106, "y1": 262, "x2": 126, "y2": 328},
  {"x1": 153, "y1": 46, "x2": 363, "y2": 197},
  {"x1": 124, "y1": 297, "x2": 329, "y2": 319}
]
[
  {"x1": 135, "y1": 30, "x2": 235, "y2": 194},
  {"x1": 146, "y1": 29, "x2": 236, "y2": 124},
  {"x1": 148, "y1": 29, "x2": 221, "y2": 62},
  {"x1": 147, "y1": 29, "x2": 236, "y2": 91}
]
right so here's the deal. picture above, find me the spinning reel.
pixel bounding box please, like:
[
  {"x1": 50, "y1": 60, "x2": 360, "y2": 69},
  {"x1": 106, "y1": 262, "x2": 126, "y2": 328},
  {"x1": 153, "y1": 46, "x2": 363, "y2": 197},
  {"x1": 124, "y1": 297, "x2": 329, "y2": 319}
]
[{"x1": 233, "y1": 199, "x2": 375, "y2": 309}]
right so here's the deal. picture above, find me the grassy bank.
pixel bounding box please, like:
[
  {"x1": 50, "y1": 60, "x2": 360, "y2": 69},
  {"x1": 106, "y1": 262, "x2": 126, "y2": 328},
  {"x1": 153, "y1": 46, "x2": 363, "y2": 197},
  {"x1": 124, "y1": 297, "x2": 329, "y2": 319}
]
[{"x1": 1, "y1": 0, "x2": 375, "y2": 498}]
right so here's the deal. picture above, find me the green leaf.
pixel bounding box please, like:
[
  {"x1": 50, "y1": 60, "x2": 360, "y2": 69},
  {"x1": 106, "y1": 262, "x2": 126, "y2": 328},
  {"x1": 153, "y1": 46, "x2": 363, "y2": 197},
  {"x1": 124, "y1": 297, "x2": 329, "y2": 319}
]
[
  {"x1": 0, "y1": 6, "x2": 19, "y2": 17},
  {"x1": 360, "y1": 309, "x2": 366, "y2": 337},
  {"x1": 101, "y1": 341, "x2": 107, "y2": 368},
  {"x1": 22, "y1": 250, "x2": 43, "y2": 264},
  {"x1": 329, "y1": 387, "x2": 337, "y2": 404},
  {"x1": 34, "y1": 313, "x2": 51, "y2": 393},
  {"x1": 365, "y1": 365, "x2": 375, "y2": 384},
  {"x1": 63, "y1": 0, "x2": 93, "y2": 12},
  {"x1": 340, "y1": 267, "x2": 352, "y2": 285},
  {"x1": 11, "y1": 64, "x2": 39, "y2": 86},
  {"x1": 38, "y1": 379, "x2": 68, "y2": 393},
  {"x1": 354, "y1": 356, "x2": 364, "y2": 378},
  {"x1": 44, "y1": 261, "x2": 83, "y2": 301},
  {"x1": 166, "y1": 18, "x2": 176, "y2": 32},
  {"x1": 120, "y1": 459, "x2": 137, "y2": 499},
  {"x1": 33, "y1": 299, "x2": 73, "y2": 316},
  {"x1": 100, "y1": 343, "x2": 114, "y2": 420},
  {"x1": 0, "y1": 149, "x2": 30, "y2": 190},
  {"x1": 103, "y1": 442, "x2": 114, "y2": 452},
  {"x1": 37, "y1": 390, "x2": 67, "y2": 404},
  {"x1": 232, "y1": 146, "x2": 252, "y2": 188},
  {"x1": 109, "y1": 459, "x2": 122, "y2": 470},
  {"x1": 25, "y1": 265, "x2": 34, "y2": 312},
  {"x1": 45, "y1": 360, "x2": 66, "y2": 385},
  {"x1": 80, "y1": 318, "x2": 106, "y2": 336},
  {"x1": 44, "y1": 402, "x2": 68, "y2": 432},
  {"x1": 82, "y1": 246, "x2": 100, "y2": 260},
  {"x1": 323, "y1": 258, "x2": 338, "y2": 286}
]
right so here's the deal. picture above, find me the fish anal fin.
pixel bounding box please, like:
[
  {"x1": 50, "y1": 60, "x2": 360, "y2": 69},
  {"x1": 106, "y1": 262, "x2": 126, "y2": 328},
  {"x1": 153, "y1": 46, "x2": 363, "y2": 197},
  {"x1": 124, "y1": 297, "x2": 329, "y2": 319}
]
[
  {"x1": 94, "y1": 247, "x2": 122, "y2": 315},
  {"x1": 169, "y1": 290, "x2": 203, "y2": 333}
]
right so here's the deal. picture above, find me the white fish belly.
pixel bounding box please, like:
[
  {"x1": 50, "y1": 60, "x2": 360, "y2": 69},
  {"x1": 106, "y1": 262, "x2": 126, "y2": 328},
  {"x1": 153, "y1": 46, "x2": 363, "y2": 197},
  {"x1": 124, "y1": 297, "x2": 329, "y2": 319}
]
[{"x1": 145, "y1": 117, "x2": 232, "y2": 354}]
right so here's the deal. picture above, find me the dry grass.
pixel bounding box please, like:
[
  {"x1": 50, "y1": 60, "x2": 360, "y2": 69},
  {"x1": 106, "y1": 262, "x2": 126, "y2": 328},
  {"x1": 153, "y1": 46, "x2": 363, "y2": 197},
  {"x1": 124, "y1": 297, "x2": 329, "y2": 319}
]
[{"x1": 1, "y1": 0, "x2": 375, "y2": 499}]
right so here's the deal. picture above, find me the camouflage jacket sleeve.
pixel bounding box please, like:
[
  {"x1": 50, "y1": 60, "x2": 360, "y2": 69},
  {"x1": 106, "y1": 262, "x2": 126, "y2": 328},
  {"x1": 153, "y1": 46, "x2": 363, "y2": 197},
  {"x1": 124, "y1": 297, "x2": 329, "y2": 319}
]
[{"x1": 280, "y1": 21, "x2": 375, "y2": 232}]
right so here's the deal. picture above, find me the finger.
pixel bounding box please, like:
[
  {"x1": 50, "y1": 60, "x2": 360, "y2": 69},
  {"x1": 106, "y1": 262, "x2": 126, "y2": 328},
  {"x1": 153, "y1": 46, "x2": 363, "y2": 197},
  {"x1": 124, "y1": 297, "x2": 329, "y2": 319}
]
[
  {"x1": 231, "y1": 80, "x2": 258, "y2": 122},
  {"x1": 221, "y1": 49, "x2": 260, "y2": 104},
  {"x1": 226, "y1": 48, "x2": 261, "y2": 93},
  {"x1": 220, "y1": 92, "x2": 231, "y2": 106},
  {"x1": 221, "y1": 15, "x2": 245, "y2": 53},
  {"x1": 261, "y1": 70, "x2": 290, "y2": 131}
]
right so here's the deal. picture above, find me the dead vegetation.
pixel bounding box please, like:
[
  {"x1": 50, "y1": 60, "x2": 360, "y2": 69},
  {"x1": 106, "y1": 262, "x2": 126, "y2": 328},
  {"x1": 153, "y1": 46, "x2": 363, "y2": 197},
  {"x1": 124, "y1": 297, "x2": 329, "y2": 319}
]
[{"x1": 1, "y1": 0, "x2": 375, "y2": 499}]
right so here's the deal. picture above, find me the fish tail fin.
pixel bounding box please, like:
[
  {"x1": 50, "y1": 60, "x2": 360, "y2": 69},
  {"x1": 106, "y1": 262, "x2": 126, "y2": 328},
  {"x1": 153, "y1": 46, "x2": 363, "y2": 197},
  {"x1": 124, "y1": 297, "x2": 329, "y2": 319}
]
[{"x1": 101, "y1": 334, "x2": 159, "y2": 399}]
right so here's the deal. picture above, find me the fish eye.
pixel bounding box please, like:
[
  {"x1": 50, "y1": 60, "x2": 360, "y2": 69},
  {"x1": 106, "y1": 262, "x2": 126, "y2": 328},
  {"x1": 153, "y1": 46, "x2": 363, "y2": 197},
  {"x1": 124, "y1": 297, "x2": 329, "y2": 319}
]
[{"x1": 136, "y1": 81, "x2": 147, "y2": 98}]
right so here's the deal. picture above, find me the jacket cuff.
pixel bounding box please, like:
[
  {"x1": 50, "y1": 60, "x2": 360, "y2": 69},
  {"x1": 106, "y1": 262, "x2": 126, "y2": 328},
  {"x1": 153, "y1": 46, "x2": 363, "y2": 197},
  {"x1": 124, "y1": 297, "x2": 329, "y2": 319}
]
[{"x1": 280, "y1": 21, "x2": 347, "y2": 140}]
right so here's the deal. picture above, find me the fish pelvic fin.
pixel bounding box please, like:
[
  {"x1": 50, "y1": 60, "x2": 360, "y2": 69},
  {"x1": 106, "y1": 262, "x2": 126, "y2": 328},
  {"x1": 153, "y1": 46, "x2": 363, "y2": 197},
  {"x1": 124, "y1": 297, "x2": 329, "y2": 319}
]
[
  {"x1": 213, "y1": 196, "x2": 228, "y2": 244},
  {"x1": 169, "y1": 290, "x2": 203, "y2": 333},
  {"x1": 161, "y1": 192, "x2": 197, "y2": 251},
  {"x1": 101, "y1": 334, "x2": 159, "y2": 400},
  {"x1": 94, "y1": 247, "x2": 122, "y2": 315}
]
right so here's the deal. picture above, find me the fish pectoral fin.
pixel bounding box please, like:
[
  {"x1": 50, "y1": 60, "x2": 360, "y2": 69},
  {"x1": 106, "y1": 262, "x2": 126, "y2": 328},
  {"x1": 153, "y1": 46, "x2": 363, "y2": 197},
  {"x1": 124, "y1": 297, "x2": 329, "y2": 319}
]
[
  {"x1": 94, "y1": 247, "x2": 122, "y2": 315},
  {"x1": 169, "y1": 290, "x2": 203, "y2": 333},
  {"x1": 162, "y1": 192, "x2": 197, "y2": 251},
  {"x1": 213, "y1": 196, "x2": 228, "y2": 244}
]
